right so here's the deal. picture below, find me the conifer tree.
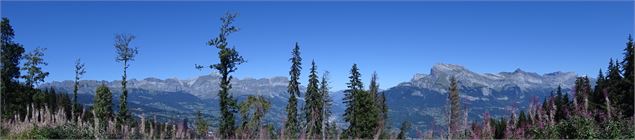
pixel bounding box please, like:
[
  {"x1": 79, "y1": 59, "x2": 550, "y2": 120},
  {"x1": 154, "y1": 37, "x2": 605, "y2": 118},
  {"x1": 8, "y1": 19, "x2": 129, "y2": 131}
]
[
  {"x1": 554, "y1": 85, "x2": 570, "y2": 121},
  {"x1": 397, "y1": 121, "x2": 411, "y2": 139},
  {"x1": 368, "y1": 72, "x2": 386, "y2": 139},
  {"x1": 592, "y1": 69, "x2": 606, "y2": 110},
  {"x1": 518, "y1": 110, "x2": 528, "y2": 128},
  {"x1": 620, "y1": 34, "x2": 634, "y2": 117},
  {"x1": 304, "y1": 60, "x2": 322, "y2": 138},
  {"x1": 113, "y1": 33, "x2": 138, "y2": 125},
  {"x1": 196, "y1": 12, "x2": 245, "y2": 138},
  {"x1": 195, "y1": 110, "x2": 208, "y2": 138},
  {"x1": 1, "y1": 17, "x2": 25, "y2": 117},
  {"x1": 285, "y1": 42, "x2": 302, "y2": 139},
  {"x1": 574, "y1": 76, "x2": 591, "y2": 112},
  {"x1": 606, "y1": 59, "x2": 623, "y2": 117},
  {"x1": 343, "y1": 64, "x2": 379, "y2": 138},
  {"x1": 448, "y1": 76, "x2": 461, "y2": 139},
  {"x1": 73, "y1": 58, "x2": 86, "y2": 116},
  {"x1": 238, "y1": 96, "x2": 270, "y2": 139},
  {"x1": 94, "y1": 84, "x2": 113, "y2": 131},
  {"x1": 320, "y1": 71, "x2": 332, "y2": 139},
  {"x1": 343, "y1": 64, "x2": 363, "y2": 138}
]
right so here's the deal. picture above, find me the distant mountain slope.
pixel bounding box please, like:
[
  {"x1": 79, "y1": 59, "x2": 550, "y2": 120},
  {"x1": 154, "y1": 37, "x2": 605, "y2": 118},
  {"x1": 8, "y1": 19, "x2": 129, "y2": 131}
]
[
  {"x1": 383, "y1": 63, "x2": 583, "y2": 132},
  {"x1": 41, "y1": 75, "x2": 295, "y2": 126},
  {"x1": 40, "y1": 63, "x2": 585, "y2": 133}
]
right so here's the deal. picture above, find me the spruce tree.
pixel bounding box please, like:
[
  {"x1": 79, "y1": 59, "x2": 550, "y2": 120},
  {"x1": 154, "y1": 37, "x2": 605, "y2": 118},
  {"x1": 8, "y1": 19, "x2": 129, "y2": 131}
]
[
  {"x1": 574, "y1": 76, "x2": 591, "y2": 112},
  {"x1": 73, "y1": 58, "x2": 86, "y2": 117},
  {"x1": 343, "y1": 64, "x2": 379, "y2": 138},
  {"x1": 448, "y1": 76, "x2": 461, "y2": 139},
  {"x1": 195, "y1": 110, "x2": 208, "y2": 138},
  {"x1": 606, "y1": 59, "x2": 623, "y2": 117},
  {"x1": 1, "y1": 17, "x2": 25, "y2": 117},
  {"x1": 518, "y1": 110, "x2": 527, "y2": 128},
  {"x1": 592, "y1": 69, "x2": 606, "y2": 110},
  {"x1": 320, "y1": 71, "x2": 332, "y2": 139},
  {"x1": 397, "y1": 121, "x2": 411, "y2": 139},
  {"x1": 620, "y1": 34, "x2": 634, "y2": 117},
  {"x1": 238, "y1": 96, "x2": 270, "y2": 139},
  {"x1": 113, "y1": 33, "x2": 138, "y2": 125},
  {"x1": 94, "y1": 84, "x2": 113, "y2": 132},
  {"x1": 285, "y1": 42, "x2": 301, "y2": 139},
  {"x1": 554, "y1": 85, "x2": 570, "y2": 121},
  {"x1": 343, "y1": 64, "x2": 363, "y2": 138},
  {"x1": 368, "y1": 72, "x2": 385, "y2": 139},
  {"x1": 197, "y1": 12, "x2": 245, "y2": 138},
  {"x1": 1, "y1": 17, "x2": 24, "y2": 88},
  {"x1": 304, "y1": 60, "x2": 322, "y2": 138}
]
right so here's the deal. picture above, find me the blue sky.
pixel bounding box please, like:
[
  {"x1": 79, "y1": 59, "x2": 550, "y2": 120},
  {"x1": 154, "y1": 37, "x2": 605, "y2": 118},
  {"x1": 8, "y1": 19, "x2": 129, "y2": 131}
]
[{"x1": 2, "y1": 1, "x2": 633, "y2": 90}]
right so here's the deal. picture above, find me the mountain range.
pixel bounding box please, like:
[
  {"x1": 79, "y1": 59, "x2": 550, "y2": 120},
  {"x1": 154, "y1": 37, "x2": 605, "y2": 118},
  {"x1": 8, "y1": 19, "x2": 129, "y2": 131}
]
[{"x1": 39, "y1": 63, "x2": 583, "y2": 132}]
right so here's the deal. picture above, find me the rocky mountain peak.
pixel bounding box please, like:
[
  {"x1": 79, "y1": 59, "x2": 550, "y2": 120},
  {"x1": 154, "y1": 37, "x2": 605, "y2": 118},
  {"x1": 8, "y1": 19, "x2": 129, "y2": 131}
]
[{"x1": 430, "y1": 63, "x2": 468, "y2": 75}]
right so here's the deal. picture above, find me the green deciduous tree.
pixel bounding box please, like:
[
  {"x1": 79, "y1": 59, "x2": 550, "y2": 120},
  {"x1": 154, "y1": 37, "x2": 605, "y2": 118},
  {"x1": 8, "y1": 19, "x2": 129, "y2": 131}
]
[{"x1": 21, "y1": 47, "x2": 49, "y2": 88}]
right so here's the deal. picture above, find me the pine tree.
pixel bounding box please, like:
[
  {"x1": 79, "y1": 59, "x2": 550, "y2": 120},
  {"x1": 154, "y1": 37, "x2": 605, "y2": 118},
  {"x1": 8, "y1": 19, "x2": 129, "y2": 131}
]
[
  {"x1": 343, "y1": 64, "x2": 363, "y2": 138},
  {"x1": 1, "y1": 17, "x2": 24, "y2": 88},
  {"x1": 397, "y1": 121, "x2": 411, "y2": 139},
  {"x1": 238, "y1": 96, "x2": 270, "y2": 139},
  {"x1": 73, "y1": 58, "x2": 86, "y2": 117},
  {"x1": 285, "y1": 42, "x2": 301, "y2": 139},
  {"x1": 448, "y1": 76, "x2": 461, "y2": 139},
  {"x1": 1, "y1": 17, "x2": 25, "y2": 117},
  {"x1": 379, "y1": 92, "x2": 389, "y2": 138},
  {"x1": 195, "y1": 110, "x2": 208, "y2": 138},
  {"x1": 304, "y1": 60, "x2": 322, "y2": 139},
  {"x1": 518, "y1": 110, "x2": 528, "y2": 128},
  {"x1": 94, "y1": 84, "x2": 113, "y2": 132},
  {"x1": 606, "y1": 59, "x2": 623, "y2": 117},
  {"x1": 592, "y1": 69, "x2": 606, "y2": 111},
  {"x1": 620, "y1": 34, "x2": 634, "y2": 117},
  {"x1": 320, "y1": 71, "x2": 332, "y2": 139},
  {"x1": 342, "y1": 64, "x2": 379, "y2": 138},
  {"x1": 368, "y1": 72, "x2": 385, "y2": 139},
  {"x1": 21, "y1": 47, "x2": 49, "y2": 88},
  {"x1": 554, "y1": 85, "x2": 570, "y2": 121},
  {"x1": 573, "y1": 76, "x2": 591, "y2": 113},
  {"x1": 113, "y1": 33, "x2": 138, "y2": 125},
  {"x1": 197, "y1": 12, "x2": 245, "y2": 138}
]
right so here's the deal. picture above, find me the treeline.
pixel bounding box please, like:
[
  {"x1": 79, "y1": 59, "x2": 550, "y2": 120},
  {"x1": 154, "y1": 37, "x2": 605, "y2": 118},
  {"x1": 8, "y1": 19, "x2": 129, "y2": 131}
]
[
  {"x1": 435, "y1": 35, "x2": 635, "y2": 139},
  {"x1": 196, "y1": 13, "x2": 391, "y2": 139},
  {"x1": 2, "y1": 11, "x2": 634, "y2": 139}
]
